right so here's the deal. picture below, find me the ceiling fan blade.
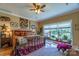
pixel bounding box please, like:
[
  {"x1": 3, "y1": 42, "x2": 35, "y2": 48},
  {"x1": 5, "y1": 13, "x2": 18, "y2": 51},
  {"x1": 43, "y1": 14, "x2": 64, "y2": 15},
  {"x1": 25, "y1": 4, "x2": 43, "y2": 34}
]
[
  {"x1": 40, "y1": 10, "x2": 45, "y2": 12},
  {"x1": 41, "y1": 5, "x2": 46, "y2": 9},
  {"x1": 0, "y1": 25, "x2": 2, "y2": 27},
  {"x1": 30, "y1": 9, "x2": 35, "y2": 11},
  {"x1": 33, "y1": 3, "x2": 37, "y2": 7}
]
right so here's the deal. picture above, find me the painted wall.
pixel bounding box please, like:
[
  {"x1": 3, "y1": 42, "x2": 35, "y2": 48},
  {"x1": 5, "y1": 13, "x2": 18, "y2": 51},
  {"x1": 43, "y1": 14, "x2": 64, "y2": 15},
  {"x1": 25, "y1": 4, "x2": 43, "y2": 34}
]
[
  {"x1": 0, "y1": 12, "x2": 37, "y2": 30},
  {"x1": 0, "y1": 12, "x2": 20, "y2": 30},
  {"x1": 37, "y1": 11, "x2": 79, "y2": 48}
]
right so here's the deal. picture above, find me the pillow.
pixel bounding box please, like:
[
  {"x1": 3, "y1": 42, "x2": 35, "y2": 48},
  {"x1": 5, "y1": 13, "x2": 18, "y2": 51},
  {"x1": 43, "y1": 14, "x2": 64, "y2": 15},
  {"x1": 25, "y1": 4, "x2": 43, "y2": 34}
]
[{"x1": 17, "y1": 37, "x2": 27, "y2": 45}]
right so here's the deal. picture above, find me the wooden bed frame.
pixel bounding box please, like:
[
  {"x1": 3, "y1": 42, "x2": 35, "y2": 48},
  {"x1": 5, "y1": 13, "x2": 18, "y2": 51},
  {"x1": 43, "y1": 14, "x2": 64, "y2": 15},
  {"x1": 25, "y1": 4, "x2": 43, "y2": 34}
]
[{"x1": 11, "y1": 30, "x2": 45, "y2": 56}]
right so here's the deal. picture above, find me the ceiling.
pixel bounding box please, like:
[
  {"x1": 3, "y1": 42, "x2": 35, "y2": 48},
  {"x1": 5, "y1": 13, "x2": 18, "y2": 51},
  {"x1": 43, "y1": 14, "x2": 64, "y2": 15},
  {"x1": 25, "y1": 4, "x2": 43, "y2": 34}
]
[{"x1": 0, "y1": 3, "x2": 79, "y2": 22}]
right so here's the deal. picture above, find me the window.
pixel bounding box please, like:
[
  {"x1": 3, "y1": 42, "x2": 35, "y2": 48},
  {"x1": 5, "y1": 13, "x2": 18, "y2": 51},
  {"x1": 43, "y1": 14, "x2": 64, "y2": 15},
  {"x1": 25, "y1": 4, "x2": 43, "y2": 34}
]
[{"x1": 44, "y1": 21, "x2": 72, "y2": 44}]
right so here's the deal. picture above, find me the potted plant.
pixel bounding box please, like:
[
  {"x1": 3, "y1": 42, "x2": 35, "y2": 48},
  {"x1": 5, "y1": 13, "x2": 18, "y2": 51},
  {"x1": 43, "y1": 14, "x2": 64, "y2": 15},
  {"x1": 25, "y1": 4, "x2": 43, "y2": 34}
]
[{"x1": 62, "y1": 35, "x2": 68, "y2": 42}]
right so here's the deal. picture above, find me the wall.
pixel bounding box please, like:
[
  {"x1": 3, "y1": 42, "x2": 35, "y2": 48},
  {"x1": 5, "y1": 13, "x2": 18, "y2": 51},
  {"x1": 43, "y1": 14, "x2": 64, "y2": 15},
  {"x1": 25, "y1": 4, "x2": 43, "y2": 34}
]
[
  {"x1": 37, "y1": 11, "x2": 79, "y2": 48},
  {"x1": 0, "y1": 12, "x2": 37, "y2": 30},
  {"x1": 0, "y1": 12, "x2": 20, "y2": 30}
]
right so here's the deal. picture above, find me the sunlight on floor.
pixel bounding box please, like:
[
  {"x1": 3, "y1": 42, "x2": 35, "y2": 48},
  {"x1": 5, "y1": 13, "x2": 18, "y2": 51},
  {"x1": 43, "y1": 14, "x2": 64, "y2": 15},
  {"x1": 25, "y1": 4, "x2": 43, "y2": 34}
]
[{"x1": 45, "y1": 40, "x2": 57, "y2": 48}]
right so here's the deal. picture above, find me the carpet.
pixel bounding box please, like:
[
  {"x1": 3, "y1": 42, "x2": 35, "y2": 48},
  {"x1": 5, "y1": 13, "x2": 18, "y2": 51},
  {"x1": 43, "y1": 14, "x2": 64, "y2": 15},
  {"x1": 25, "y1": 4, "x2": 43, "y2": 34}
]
[{"x1": 27, "y1": 40, "x2": 63, "y2": 56}]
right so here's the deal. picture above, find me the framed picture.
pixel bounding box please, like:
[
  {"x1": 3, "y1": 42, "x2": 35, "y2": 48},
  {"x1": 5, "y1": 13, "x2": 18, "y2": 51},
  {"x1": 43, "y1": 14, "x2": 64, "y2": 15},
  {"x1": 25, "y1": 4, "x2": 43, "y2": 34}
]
[
  {"x1": 10, "y1": 22, "x2": 18, "y2": 28},
  {"x1": 0, "y1": 16, "x2": 10, "y2": 21},
  {"x1": 31, "y1": 25, "x2": 36, "y2": 29},
  {"x1": 20, "y1": 18, "x2": 28, "y2": 29}
]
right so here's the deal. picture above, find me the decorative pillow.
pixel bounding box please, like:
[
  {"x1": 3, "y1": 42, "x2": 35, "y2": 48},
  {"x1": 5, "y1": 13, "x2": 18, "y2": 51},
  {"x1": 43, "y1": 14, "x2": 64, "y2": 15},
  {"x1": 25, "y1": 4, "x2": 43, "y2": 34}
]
[{"x1": 17, "y1": 37, "x2": 27, "y2": 45}]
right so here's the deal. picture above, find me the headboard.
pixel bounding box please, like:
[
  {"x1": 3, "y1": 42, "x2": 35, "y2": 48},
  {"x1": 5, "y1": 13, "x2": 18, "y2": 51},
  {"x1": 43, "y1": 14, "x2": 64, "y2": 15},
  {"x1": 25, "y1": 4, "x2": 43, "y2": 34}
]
[
  {"x1": 12, "y1": 30, "x2": 27, "y2": 36},
  {"x1": 12, "y1": 30, "x2": 34, "y2": 49}
]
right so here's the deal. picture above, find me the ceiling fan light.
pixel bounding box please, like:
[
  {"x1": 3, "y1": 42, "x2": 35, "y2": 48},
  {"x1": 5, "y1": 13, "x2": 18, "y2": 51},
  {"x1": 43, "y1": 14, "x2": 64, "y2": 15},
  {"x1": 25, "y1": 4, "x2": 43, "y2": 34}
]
[
  {"x1": 31, "y1": 3, "x2": 46, "y2": 14},
  {"x1": 35, "y1": 10, "x2": 38, "y2": 13},
  {"x1": 35, "y1": 9, "x2": 40, "y2": 14},
  {"x1": 37, "y1": 9, "x2": 40, "y2": 14}
]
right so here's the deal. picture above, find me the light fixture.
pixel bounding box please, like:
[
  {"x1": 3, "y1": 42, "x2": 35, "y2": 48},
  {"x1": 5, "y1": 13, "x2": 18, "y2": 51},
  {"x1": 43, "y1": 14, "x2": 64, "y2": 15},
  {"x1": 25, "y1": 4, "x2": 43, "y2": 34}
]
[
  {"x1": 35, "y1": 8, "x2": 41, "y2": 14},
  {"x1": 34, "y1": 3, "x2": 41, "y2": 14},
  {"x1": 30, "y1": 3, "x2": 46, "y2": 14}
]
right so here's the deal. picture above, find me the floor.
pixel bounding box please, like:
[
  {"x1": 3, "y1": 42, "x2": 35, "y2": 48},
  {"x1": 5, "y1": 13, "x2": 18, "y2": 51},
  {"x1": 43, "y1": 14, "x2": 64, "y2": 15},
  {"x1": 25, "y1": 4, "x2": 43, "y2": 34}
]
[
  {"x1": 0, "y1": 47, "x2": 12, "y2": 56},
  {"x1": 27, "y1": 40, "x2": 63, "y2": 56}
]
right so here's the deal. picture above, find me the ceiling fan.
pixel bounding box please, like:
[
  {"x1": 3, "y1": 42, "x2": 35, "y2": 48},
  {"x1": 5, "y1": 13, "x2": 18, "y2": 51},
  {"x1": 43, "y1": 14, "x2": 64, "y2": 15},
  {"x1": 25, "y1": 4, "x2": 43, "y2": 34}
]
[{"x1": 30, "y1": 3, "x2": 46, "y2": 14}]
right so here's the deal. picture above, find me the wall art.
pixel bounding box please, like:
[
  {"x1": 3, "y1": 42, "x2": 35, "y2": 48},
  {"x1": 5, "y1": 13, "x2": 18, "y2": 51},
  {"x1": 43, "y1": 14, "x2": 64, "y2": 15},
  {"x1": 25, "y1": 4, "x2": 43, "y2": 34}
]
[
  {"x1": 19, "y1": 18, "x2": 28, "y2": 29},
  {"x1": 10, "y1": 22, "x2": 18, "y2": 28},
  {"x1": 0, "y1": 16, "x2": 10, "y2": 21}
]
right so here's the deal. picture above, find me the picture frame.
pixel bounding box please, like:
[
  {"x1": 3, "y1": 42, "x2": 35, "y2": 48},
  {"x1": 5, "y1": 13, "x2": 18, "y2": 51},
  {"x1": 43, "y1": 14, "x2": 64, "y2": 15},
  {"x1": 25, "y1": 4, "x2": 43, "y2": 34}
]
[
  {"x1": 31, "y1": 24, "x2": 36, "y2": 29},
  {"x1": 20, "y1": 18, "x2": 29, "y2": 29},
  {"x1": 0, "y1": 16, "x2": 10, "y2": 21},
  {"x1": 10, "y1": 22, "x2": 19, "y2": 28}
]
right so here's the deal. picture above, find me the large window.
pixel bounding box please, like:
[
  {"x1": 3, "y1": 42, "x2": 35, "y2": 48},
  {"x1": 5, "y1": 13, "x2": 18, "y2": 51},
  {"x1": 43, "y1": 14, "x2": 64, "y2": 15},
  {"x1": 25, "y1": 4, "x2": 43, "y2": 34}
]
[{"x1": 44, "y1": 21, "x2": 72, "y2": 44}]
